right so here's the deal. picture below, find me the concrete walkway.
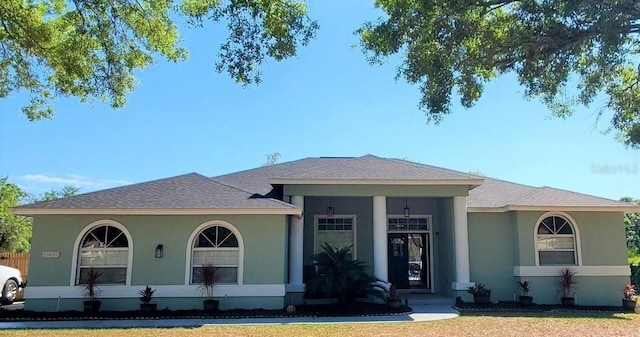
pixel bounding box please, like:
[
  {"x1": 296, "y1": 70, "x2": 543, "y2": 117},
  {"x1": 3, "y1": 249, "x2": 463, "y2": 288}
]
[{"x1": 0, "y1": 296, "x2": 459, "y2": 329}]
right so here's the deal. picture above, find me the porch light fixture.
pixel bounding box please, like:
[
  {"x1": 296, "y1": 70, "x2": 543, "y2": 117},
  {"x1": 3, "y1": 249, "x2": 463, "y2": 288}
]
[
  {"x1": 155, "y1": 244, "x2": 163, "y2": 258},
  {"x1": 326, "y1": 199, "x2": 335, "y2": 217},
  {"x1": 404, "y1": 198, "x2": 411, "y2": 218}
]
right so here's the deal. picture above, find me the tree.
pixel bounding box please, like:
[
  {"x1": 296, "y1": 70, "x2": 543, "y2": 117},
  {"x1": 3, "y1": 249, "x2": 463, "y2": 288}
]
[
  {"x1": 621, "y1": 197, "x2": 640, "y2": 264},
  {"x1": 264, "y1": 152, "x2": 281, "y2": 166},
  {"x1": 1, "y1": 0, "x2": 318, "y2": 120},
  {"x1": 0, "y1": 177, "x2": 30, "y2": 252},
  {"x1": 0, "y1": 177, "x2": 78, "y2": 252},
  {"x1": 358, "y1": 0, "x2": 640, "y2": 148}
]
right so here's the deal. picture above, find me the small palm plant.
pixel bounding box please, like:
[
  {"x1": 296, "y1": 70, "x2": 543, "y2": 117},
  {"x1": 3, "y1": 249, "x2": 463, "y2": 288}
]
[
  {"x1": 139, "y1": 285, "x2": 157, "y2": 312},
  {"x1": 557, "y1": 267, "x2": 577, "y2": 306},
  {"x1": 305, "y1": 243, "x2": 384, "y2": 303},
  {"x1": 198, "y1": 263, "x2": 220, "y2": 311},
  {"x1": 517, "y1": 280, "x2": 533, "y2": 305},
  {"x1": 81, "y1": 268, "x2": 102, "y2": 312}
]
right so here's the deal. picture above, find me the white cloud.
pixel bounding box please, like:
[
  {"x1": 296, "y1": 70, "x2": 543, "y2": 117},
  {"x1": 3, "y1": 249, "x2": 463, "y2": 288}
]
[{"x1": 21, "y1": 174, "x2": 132, "y2": 190}]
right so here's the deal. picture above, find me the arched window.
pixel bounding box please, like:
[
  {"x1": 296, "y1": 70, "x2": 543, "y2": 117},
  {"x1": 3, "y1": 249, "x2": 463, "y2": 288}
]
[
  {"x1": 190, "y1": 222, "x2": 242, "y2": 284},
  {"x1": 536, "y1": 214, "x2": 578, "y2": 266},
  {"x1": 77, "y1": 223, "x2": 130, "y2": 285}
]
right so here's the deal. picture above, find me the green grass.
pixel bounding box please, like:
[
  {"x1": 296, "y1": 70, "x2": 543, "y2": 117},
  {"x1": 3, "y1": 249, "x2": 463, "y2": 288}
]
[{"x1": 0, "y1": 312, "x2": 638, "y2": 337}]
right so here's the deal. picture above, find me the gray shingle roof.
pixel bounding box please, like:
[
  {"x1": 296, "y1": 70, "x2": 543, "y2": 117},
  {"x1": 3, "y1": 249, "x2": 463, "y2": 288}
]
[
  {"x1": 13, "y1": 156, "x2": 637, "y2": 214},
  {"x1": 13, "y1": 173, "x2": 299, "y2": 214},
  {"x1": 467, "y1": 177, "x2": 636, "y2": 210},
  {"x1": 270, "y1": 155, "x2": 481, "y2": 182}
]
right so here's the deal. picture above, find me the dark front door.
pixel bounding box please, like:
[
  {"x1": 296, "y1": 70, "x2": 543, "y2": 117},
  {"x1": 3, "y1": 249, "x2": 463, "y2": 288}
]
[{"x1": 388, "y1": 233, "x2": 409, "y2": 288}]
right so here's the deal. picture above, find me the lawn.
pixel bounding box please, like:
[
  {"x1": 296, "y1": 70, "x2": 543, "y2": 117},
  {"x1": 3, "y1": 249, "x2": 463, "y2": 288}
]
[{"x1": 0, "y1": 312, "x2": 638, "y2": 337}]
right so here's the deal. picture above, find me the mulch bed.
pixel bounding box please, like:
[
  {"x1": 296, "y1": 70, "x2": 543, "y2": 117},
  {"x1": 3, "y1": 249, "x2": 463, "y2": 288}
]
[
  {"x1": 455, "y1": 301, "x2": 639, "y2": 314},
  {"x1": 0, "y1": 302, "x2": 412, "y2": 322}
]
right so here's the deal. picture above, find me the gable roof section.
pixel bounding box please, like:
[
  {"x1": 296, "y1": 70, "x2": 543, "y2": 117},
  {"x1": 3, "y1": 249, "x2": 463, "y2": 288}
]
[
  {"x1": 12, "y1": 173, "x2": 300, "y2": 215},
  {"x1": 468, "y1": 177, "x2": 639, "y2": 212},
  {"x1": 267, "y1": 155, "x2": 484, "y2": 186}
]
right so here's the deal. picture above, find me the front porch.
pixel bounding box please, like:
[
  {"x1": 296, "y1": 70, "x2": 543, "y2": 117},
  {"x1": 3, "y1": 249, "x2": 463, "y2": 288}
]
[{"x1": 285, "y1": 194, "x2": 475, "y2": 303}]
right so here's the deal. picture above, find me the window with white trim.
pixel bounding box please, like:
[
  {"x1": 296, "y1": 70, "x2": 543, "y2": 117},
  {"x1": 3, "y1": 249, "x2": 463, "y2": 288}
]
[
  {"x1": 315, "y1": 216, "x2": 356, "y2": 258},
  {"x1": 191, "y1": 225, "x2": 239, "y2": 284},
  {"x1": 77, "y1": 225, "x2": 129, "y2": 284},
  {"x1": 536, "y1": 215, "x2": 577, "y2": 265}
]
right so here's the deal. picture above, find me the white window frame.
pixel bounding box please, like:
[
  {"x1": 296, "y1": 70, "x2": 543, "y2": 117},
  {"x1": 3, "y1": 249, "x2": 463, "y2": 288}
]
[
  {"x1": 314, "y1": 214, "x2": 357, "y2": 259},
  {"x1": 386, "y1": 214, "x2": 432, "y2": 233},
  {"x1": 70, "y1": 220, "x2": 133, "y2": 286},
  {"x1": 534, "y1": 212, "x2": 582, "y2": 266},
  {"x1": 185, "y1": 220, "x2": 244, "y2": 285}
]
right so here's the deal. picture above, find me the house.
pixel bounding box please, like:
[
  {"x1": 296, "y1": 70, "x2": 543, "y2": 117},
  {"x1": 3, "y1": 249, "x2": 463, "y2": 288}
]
[{"x1": 12, "y1": 155, "x2": 639, "y2": 311}]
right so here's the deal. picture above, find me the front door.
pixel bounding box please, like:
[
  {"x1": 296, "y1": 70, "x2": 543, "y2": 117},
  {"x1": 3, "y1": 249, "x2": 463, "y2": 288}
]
[
  {"x1": 388, "y1": 233, "x2": 430, "y2": 289},
  {"x1": 388, "y1": 233, "x2": 409, "y2": 288}
]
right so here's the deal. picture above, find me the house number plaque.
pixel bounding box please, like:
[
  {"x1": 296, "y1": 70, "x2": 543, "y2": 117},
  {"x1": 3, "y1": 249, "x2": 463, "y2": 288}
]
[{"x1": 42, "y1": 251, "x2": 60, "y2": 258}]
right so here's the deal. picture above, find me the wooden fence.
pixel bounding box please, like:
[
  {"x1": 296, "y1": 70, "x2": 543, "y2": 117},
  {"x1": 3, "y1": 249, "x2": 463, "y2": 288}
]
[{"x1": 0, "y1": 253, "x2": 29, "y2": 301}]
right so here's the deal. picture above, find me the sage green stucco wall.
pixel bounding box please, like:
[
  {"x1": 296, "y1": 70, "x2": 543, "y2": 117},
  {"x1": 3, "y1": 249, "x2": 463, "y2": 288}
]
[
  {"x1": 467, "y1": 212, "x2": 515, "y2": 302},
  {"x1": 514, "y1": 211, "x2": 628, "y2": 266},
  {"x1": 467, "y1": 210, "x2": 629, "y2": 305},
  {"x1": 29, "y1": 214, "x2": 287, "y2": 287}
]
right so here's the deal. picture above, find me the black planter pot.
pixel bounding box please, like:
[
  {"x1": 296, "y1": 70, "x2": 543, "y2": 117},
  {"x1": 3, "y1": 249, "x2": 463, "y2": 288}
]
[
  {"x1": 622, "y1": 299, "x2": 637, "y2": 310},
  {"x1": 387, "y1": 298, "x2": 402, "y2": 308},
  {"x1": 519, "y1": 295, "x2": 533, "y2": 305},
  {"x1": 473, "y1": 295, "x2": 491, "y2": 305},
  {"x1": 560, "y1": 297, "x2": 575, "y2": 306},
  {"x1": 203, "y1": 299, "x2": 220, "y2": 312},
  {"x1": 140, "y1": 303, "x2": 157, "y2": 313},
  {"x1": 83, "y1": 300, "x2": 101, "y2": 313}
]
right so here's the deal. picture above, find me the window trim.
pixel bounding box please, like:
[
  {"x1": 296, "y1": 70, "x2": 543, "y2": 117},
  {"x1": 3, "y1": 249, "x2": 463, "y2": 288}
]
[
  {"x1": 386, "y1": 214, "x2": 432, "y2": 233},
  {"x1": 70, "y1": 220, "x2": 133, "y2": 286},
  {"x1": 314, "y1": 214, "x2": 357, "y2": 259},
  {"x1": 534, "y1": 212, "x2": 582, "y2": 266},
  {"x1": 185, "y1": 220, "x2": 244, "y2": 285}
]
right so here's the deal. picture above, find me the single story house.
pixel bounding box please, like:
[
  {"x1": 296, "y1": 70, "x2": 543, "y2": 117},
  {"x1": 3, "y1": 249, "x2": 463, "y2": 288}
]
[{"x1": 13, "y1": 155, "x2": 639, "y2": 311}]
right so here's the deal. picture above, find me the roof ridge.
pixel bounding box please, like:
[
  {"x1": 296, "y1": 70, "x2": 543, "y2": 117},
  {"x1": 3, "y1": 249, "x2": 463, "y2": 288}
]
[
  {"x1": 536, "y1": 185, "x2": 631, "y2": 204},
  {"x1": 209, "y1": 178, "x2": 298, "y2": 208},
  {"x1": 271, "y1": 157, "x2": 360, "y2": 179},
  {"x1": 213, "y1": 157, "x2": 317, "y2": 179},
  {"x1": 26, "y1": 172, "x2": 205, "y2": 207},
  {"x1": 384, "y1": 157, "x2": 478, "y2": 179}
]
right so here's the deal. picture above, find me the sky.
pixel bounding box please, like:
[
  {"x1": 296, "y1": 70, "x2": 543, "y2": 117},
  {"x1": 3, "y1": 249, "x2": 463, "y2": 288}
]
[{"x1": 0, "y1": 1, "x2": 639, "y2": 201}]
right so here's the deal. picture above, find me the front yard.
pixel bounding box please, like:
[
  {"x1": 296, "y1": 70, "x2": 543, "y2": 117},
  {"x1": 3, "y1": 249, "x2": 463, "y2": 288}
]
[{"x1": 0, "y1": 312, "x2": 638, "y2": 337}]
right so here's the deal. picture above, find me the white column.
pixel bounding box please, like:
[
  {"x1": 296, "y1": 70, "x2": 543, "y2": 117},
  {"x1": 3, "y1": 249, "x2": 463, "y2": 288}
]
[
  {"x1": 452, "y1": 196, "x2": 474, "y2": 290},
  {"x1": 373, "y1": 196, "x2": 388, "y2": 281},
  {"x1": 288, "y1": 196, "x2": 304, "y2": 292}
]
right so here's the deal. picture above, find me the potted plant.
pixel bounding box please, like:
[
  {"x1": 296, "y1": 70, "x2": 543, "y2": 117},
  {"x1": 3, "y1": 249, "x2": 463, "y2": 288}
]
[
  {"x1": 387, "y1": 284, "x2": 402, "y2": 308},
  {"x1": 557, "y1": 267, "x2": 577, "y2": 306},
  {"x1": 198, "y1": 263, "x2": 219, "y2": 311},
  {"x1": 81, "y1": 268, "x2": 102, "y2": 313},
  {"x1": 622, "y1": 283, "x2": 637, "y2": 309},
  {"x1": 139, "y1": 285, "x2": 157, "y2": 312},
  {"x1": 517, "y1": 280, "x2": 533, "y2": 305},
  {"x1": 467, "y1": 283, "x2": 491, "y2": 304}
]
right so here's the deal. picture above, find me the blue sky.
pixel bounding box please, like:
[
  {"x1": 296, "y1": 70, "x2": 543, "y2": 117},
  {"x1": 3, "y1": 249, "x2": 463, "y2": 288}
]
[{"x1": 0, "y1": 1, "x2": 639, "y2": 200}]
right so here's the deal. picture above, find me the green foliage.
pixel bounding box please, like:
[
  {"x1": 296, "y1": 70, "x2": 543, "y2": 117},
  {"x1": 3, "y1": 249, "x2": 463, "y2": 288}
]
[
  {"x1": 0, "y1": 0, "x2": 318, "y2": 119},
  {"x1": 517, "y1": 280, "x2": 532, "y2": 296},
  {"x1": 0, "y1": 177, "x2": 78, "y2": 252},
  {"x1": 467, "y1": 283, "x2": 491, "y2": 297},
  {"x1": 359, "y1": 0, "x2": 640, "y2": 148},
  {"x1": 305, "y1": 243, "x2": 384, "y2": 303},
  {"x1": 0, "y1": 177, "x2": 30, "y2": 252},
  {"x1": 264, "y1": 152, "x2": 281, "y2": 166},
  {"x1": 621, "y1": 197, "x2": 640, "y2": 259}
]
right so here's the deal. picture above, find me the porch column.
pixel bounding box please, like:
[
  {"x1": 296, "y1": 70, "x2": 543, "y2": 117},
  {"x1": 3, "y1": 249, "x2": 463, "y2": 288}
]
[
  {"x1": 373, "y1": 196, "x2": 388, "y2": 281},
  {"x1": 452, "y1": 196, "x2": 474, "y2": 290},
  {"x1": 288, "y1": 195, "x2": 304, "y2": 291}
]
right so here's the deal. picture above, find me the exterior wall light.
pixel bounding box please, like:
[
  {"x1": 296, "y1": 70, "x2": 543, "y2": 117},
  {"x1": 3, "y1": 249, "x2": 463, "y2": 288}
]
[
  {"x1": 404, "y1": 198, "x2": 411, "y2": 218},
  {"x1": 155, "y1": 244, "x2": 163, "y2": 258},
  {"x1": 326, "y1": 199, "x2": 335, "y2": 217}
]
